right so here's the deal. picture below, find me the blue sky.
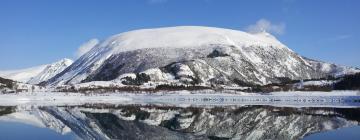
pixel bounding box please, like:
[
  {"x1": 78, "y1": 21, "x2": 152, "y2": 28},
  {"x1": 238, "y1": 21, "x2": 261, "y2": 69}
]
[{"x1": 0, "y1": 0, "x2": 359, "y2": 70}]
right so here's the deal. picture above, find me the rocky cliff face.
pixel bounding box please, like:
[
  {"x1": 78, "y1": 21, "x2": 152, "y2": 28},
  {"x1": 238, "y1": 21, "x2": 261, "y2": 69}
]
[{"x1": 82, "y1": 45, "x2": 322, "y2": 87}]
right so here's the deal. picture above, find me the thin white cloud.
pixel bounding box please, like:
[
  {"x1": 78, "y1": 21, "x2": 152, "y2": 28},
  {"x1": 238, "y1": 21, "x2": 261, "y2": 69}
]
[
  {"x1": 331, "y1": 35, "x2": 351, "y2": 41},
  {"x1": 282, "y1": 0, "x2": 297, "y2": 3},
  {"x1": 148, "y1": 0, "x2": 168, "y2": 4},
  {"x1": 75, "y1": 39, "x2": 99, "y2": 58},
  {"x1": 312, "y1": 34, "x2": 352, "y2": 46},
  {"x1": 245, "y1": 19, "x2": 286, "y2": 35},
  {"x1": 147, "y1": 0, "x2": 211, "y2": 4}
]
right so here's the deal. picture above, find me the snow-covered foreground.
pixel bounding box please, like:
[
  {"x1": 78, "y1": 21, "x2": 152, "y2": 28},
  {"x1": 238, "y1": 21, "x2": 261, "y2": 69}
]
[{"x1": 0, "y1": 91, "x2": 360, "y2": 108}]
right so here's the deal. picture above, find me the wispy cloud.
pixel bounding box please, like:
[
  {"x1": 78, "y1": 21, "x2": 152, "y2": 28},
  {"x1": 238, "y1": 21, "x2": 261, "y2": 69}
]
[
  {"x1": 312, "y1": 34, "x2": 352, "y2": 46},
  {"x1": 147, "y1": 0, "x2": 169, "y2": 4},
  {"x1": 75, "y1": 39, "x2": 99, "y2": 58},
  {"x1": 245, "y1": 19, "x2": 286, "y2": 35},
  {"x1": 329, "y1": 35, "x2": 351, "y2": 41},
  {"x1": 147, "y1": 0, "x2": 211, "y2": 4}
]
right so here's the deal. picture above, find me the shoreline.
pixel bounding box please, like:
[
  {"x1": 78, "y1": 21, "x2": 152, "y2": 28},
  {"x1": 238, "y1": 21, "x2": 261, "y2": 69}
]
[{"x1": 0, "y1": 90, "x2": 359, "y2": 107}]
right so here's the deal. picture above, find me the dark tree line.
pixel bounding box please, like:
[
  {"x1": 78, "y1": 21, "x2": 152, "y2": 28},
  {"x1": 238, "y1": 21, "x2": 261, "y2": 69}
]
[
  {"x1": 334, "y1": 73, "x2": 360, "y2": 90},
  {"x1": 0, "y1": 77, "x2": 14, "y2": 89},
  {"x1": 122, "y1": 73, "x2": 151, "y2": 86}
]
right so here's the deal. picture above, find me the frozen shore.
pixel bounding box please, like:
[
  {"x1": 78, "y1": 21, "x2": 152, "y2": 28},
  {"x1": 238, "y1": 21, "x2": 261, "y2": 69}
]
[
  {"x1": 0, "y1": 92, "x2": 132, "y2": 106},
  {"x1": 0, "y1": 90, "x2": 359, "y2": 107}
]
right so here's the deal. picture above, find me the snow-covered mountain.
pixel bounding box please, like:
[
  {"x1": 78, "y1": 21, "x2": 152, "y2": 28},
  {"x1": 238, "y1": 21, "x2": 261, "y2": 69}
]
[
  {"x1": 0, "y1": 58, "x2": 73, "y2": 84},
  {"x1": 43, "y1": 26, "x2": 358, "y2": 87}
]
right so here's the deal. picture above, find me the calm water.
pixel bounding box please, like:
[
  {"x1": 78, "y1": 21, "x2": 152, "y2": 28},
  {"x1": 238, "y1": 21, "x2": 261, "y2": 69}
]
[{"x1": 0, "y1": 95, "x2": 360, "y2": 140}]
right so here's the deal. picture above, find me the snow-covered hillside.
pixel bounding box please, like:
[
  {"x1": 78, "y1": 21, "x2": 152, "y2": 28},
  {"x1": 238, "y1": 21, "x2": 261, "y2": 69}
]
[
  {"x1": 0, "y1": 65, "x2": 47, "y2": 83},
  {"x1": 41, "y1": 26, "x2": 358, "y2": 87},
  {"x1": 0, "y1": 58, "x2": 73, "y2": 84},
  {"x1": 305, "y1": 57, "x2": 360, "y2": 78}
]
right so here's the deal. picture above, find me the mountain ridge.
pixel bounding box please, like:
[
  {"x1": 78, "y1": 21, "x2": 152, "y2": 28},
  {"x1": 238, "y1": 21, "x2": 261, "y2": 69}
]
[{"x1": 0, "y1": 58, "x2": 73, "y2": 84}]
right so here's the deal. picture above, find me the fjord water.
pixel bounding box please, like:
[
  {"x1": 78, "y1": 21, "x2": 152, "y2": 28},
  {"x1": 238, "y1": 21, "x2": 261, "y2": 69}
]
[{"x1": 1, "y1": 95, "x2": 360, "y2": 140}]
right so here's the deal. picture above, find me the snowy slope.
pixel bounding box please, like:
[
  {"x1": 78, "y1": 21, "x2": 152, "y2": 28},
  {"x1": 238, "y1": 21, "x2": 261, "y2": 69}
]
[
  {"x1": 0, "y1": 58, "x2": 73, "y2": 84},
  {"x1": 44, "y1": 26, "x2": 357, "y2": 86},
  {"x1": 94, "y1": 26, "x2": 288, "y2": 53}
]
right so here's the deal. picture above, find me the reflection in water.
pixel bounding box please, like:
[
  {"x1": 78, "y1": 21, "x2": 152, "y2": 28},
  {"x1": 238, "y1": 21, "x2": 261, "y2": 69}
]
[
  {"x1": 0, "y1": 120, "x2": 78, "y2": 140},
  {"x1": 0, "y1": 104, "x2": 359, "y2": 140}
]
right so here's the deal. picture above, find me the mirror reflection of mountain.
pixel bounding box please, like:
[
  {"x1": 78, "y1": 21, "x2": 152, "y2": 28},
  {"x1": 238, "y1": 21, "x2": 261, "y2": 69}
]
[{"x1": 0, "y1": 105, "x2": 359, "y2": 140}]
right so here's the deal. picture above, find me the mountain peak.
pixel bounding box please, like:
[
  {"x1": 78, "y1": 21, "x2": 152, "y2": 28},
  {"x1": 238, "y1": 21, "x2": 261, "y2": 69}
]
[
  {"x1": 253, "y1": 31, "x2": 278, "y2": 40},
  {"x1": 57, "y1": 58, "x2": 73, "y2": 66},
  {"x1": 27, "y1": 59, "x2": 73, "y2": 84}
]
